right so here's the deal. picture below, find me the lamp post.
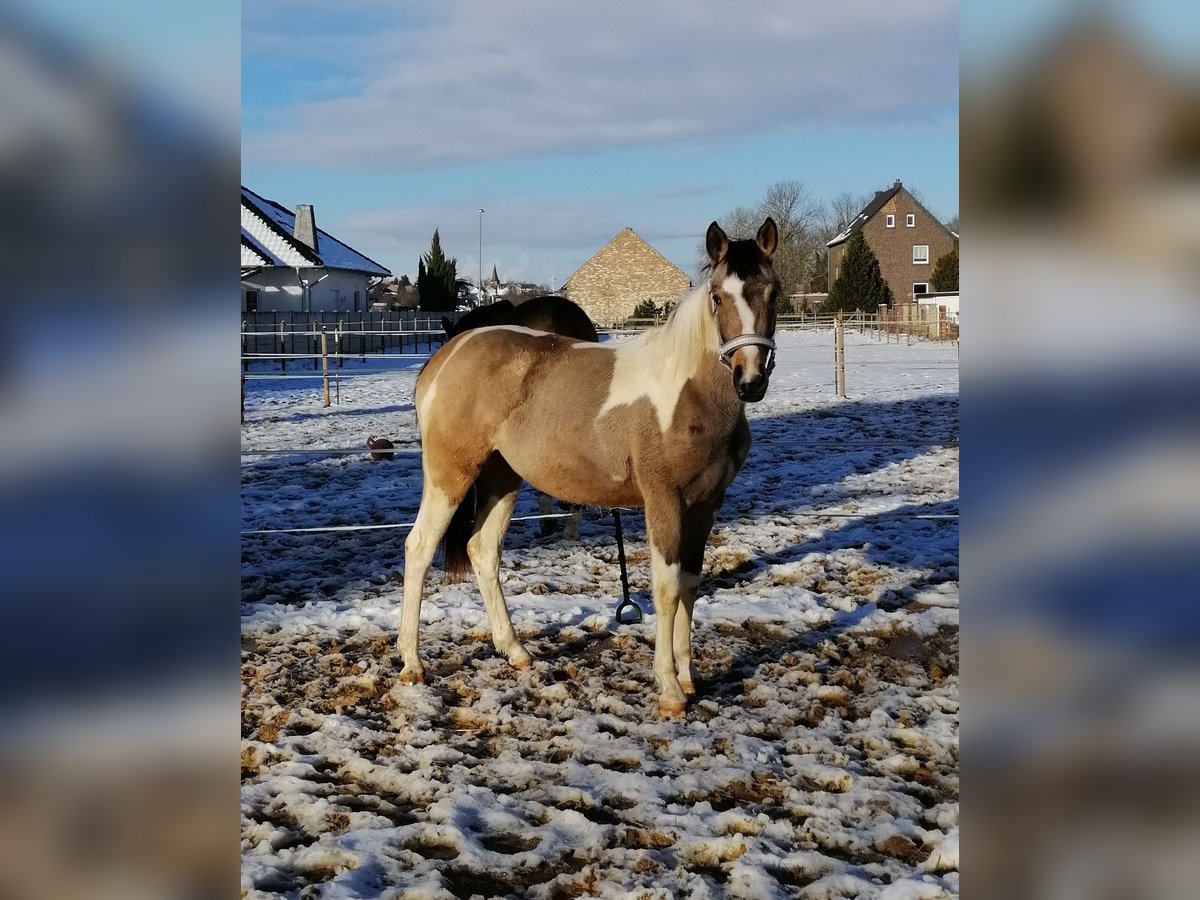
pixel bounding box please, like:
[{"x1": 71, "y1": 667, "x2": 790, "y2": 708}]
[{"x1": 478, "y1": 208, "x2": 485, "y2": 306}]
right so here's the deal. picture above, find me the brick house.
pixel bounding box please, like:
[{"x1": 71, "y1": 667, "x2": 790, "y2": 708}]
[
  {"x1": 826, "y1": 181, "x2": 957, "y2": 306},
  {"x1": 563, "y1": 227, "x2": 691, "y2": 327}
]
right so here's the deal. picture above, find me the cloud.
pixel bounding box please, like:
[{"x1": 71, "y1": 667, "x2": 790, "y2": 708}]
[
  {"x1": 337, "y1": 193, "x2": 708, "y2": 284},
  {"x1": 243, "y1": 0, "x2": 957, "y2": 171}
]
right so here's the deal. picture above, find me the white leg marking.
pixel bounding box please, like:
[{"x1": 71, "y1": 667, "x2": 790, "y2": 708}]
[
  {"x1": 398, "y1": 486, "x2": 459, "y2": 683},
  {"x1": 673, "y1": 570, "x2": 701, "y2": 693},
  {"x1": 468, "y1": 489, "x2": 531, "y2": 669},
  {"x1": 650, "y1": 545, "x2": 686, "y2": 715}
]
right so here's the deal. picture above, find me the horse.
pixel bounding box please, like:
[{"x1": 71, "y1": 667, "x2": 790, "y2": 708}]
[
  {"x1": 442, "y1": 295, "x2": 599, "y2": 343},
  {"x1": 442, "y1": 295, "x2": 599, "y2": 539},
  {"x1": 399, "y1": 217, "x2": 779, "y2": 717}
]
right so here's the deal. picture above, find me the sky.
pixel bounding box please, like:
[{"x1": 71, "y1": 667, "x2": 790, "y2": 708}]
[{"x1": 242, "y1": 0, "x2": 959, "y2": 288}]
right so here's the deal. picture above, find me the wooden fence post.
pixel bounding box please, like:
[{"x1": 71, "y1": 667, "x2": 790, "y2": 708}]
[
  {"x1": 279, "y1": 320, "x2": 286, "y2": 373},
  {"x1": 321, "y1": 327, "x2": 330, "y2": 408},
  {"x1": 241, "y1": 320, "x2": 247, "y2": 424},
  {"x1": 835, "y1": 313, "x2": 846, "y2": 398}
]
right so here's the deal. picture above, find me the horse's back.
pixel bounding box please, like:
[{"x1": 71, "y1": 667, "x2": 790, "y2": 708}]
[{"x1": 511, "y1": 296, "x2": 598, "y2": 343}]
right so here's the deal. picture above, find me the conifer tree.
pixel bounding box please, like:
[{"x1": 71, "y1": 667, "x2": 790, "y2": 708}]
[
  {"x1": 416, "y1": 229, "x2": 461, "y2": 311},
  {"x1": 930, "y1": 248, "x2": 959, "y2": 292},
  {"x1": 827, "y1": 229, "x2": 893, "y2": 313}
]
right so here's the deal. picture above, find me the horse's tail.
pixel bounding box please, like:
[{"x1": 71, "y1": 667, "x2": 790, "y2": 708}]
[{"x1": 441, "y1": 481, "x2": 476, "y2": 579}]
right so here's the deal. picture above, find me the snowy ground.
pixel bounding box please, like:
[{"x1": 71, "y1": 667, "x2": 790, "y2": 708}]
[{"x1": 241, "y1": 327, "x2": 959, "y2": 899}]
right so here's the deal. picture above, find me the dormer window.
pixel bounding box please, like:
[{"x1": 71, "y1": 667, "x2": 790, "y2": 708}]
[
  {"x1": 906, "y1": 213, "x2": 915, "y2": 227},
  {"x1": 886, "y1": 214, "x2": 895, "y2": 228}
]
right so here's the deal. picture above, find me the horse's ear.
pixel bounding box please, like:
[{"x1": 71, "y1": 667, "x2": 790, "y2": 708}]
[
  {"x1": 441, "y1": 316, "x2": 455, "y2": 336},
  {"x1": 756, "y1": 217, "x2": 778, "y2": 258},
  {"x1": 706, "y1": 221, "x2": 729, "y2": 264}
]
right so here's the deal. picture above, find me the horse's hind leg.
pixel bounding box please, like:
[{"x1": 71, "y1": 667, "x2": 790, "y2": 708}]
[
  {"x1": 398, "y1": 482, "x2": 465, "y2": 684},
  {"x1": 538, "y1": 492, "x2": 557, "y2": 537},
  {"x1": 468, "y1": 456, "x2": 531, "y2": 669}
]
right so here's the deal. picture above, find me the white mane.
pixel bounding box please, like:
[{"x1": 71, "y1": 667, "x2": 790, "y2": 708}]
[
  {"x1": 624, "y1": 282, "x2": 718, "y2": 381},
  {"x1": 596, "y1": 282, "x2": 719, "y2": 430}
]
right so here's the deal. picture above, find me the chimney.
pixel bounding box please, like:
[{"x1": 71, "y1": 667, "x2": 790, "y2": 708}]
[
  {"x1": 294, "y1": 204, "x2": 317, "y2": 250},
  {"x1": 894, "y1": 179, "x2": 903, "y2": 188}
]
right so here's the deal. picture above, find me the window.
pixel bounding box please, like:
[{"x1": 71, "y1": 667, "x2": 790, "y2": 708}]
[
  {"x1": 913, "y1": 245, "x2": 929, "y2": 264},
  {"x1": 245, "y1": 290, "x2": 259, "y2": 312},
  {"x1": 886, "y1": 214, "x2": 895, "y2": 228},
  {"x1": 906, "y1": 213, "x2": 915, "y2": 227},
  {"x1": 354, "y1": 290, "x2": 361, "y2": 313},
  {"x1": 913, "y1": 282, "x2": 929, "y2": 297}
]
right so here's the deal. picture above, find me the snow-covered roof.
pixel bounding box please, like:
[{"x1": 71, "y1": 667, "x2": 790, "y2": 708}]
[
  {"x1": 240, "y1": 186, "x2": 391, "y2": 277},
  {"x1": 826, "y1": 183, "x2": 905, "y2": 248}
]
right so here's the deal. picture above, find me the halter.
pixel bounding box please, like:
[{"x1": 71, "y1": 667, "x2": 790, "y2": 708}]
[{"x1": 717, "y1": 333, "x2": 777, "y2": 374}]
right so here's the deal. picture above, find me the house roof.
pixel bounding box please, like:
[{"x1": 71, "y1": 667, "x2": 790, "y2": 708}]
[
  {"x1": 826, "y1": 183, "x2": 905, "y2": 248},
  {"x1": 240, "y1": 186, "x2": 391, "y2": 276},
  {"x1": 825, "y1": 181, "x2": 957, "y2": 249},
  {"x1": 564, "y1": 227, "x2": 688, "y2": 285}
]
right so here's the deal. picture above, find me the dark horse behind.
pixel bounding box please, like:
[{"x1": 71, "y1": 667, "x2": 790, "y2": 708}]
[{"x1": 442, "y1": 295, "x2": 598, "y2": 343}]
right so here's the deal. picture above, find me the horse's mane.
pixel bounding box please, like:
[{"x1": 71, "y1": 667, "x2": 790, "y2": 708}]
[{"x1": 623, "y1": 283, "x2": 716, "y2": 381}]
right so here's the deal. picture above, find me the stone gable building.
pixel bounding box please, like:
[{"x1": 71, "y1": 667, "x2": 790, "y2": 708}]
[
  {"x1": 827, "y1": 181, "x2": 957, "y2": 306},
  {"x1": 563, "y1": 227, "x2": 691, "y2": 327}
]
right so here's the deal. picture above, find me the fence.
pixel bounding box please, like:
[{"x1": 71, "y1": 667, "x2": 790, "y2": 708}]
[
  {"x1": 240, "y1": 309, "x2": 959, "y2": 416},
  {"x1": 877, "y1": 302, "x2": 958, "y2": 341},
  {"x1": 242, "y1": 310, "x2": 457, "y2": 360}
]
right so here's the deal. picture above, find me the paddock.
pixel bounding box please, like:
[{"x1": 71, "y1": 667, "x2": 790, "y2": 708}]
[{"x1": 240, "y1": 328, "x2": 959, "y2": 898}]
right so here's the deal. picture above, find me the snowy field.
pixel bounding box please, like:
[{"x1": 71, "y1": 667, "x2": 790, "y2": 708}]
[{"x1": 241, "y1": 327, "x2": 959, "y2": 899}]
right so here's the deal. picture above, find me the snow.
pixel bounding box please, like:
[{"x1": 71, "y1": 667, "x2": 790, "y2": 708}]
[{"x1": 242, "y1": 327, "x2": 959, "y2": 897}]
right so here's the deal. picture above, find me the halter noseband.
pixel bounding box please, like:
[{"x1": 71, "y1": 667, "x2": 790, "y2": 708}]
[{"x1": 717, "y1": 333, "x2": 777, "y2": 374}]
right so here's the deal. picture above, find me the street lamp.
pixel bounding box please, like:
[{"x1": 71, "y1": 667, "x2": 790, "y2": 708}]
[{"x1": 478, "y1": 208, "x2": 485, "y2": 306}]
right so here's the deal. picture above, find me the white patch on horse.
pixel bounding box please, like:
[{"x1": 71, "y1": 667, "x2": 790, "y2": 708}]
[
  {"x1": 599, "y1": 342, "x2": 696, "y2": 432},
  {"x1": 597, "y1": 286, "x2": 713, "y2": 432},
  {"x1": 721, "y1": 274, "x2": 762, "y2": 371},
  {"x1": 485, "y1": 325, "x2": 557, "y2": 338},
  {"x1": 419, "y1": 330, "x2": 480, "y2": 423}
]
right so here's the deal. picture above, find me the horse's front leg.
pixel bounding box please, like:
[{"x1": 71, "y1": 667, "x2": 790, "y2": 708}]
[
  {"x1": 675, "y1": 501, "x2": 720, "y2": 696},
  {"x1": 645, "y1": 495, "x2": 687, "y2": 717}
]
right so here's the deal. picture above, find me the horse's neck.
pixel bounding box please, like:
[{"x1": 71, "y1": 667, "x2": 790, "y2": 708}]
[
  {"x1": 693, "y1": 352, "x2": 746, "y2": 425},
  {"x1": 639, "y1": 290, "x2": 745, "y2": 428}
]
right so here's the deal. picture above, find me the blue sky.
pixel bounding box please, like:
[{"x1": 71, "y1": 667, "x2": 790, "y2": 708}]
[{"x1": 243, "y1": 1, "x2": 959, "y2": 287}]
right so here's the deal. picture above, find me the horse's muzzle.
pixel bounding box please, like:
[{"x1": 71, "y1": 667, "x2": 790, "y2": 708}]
[
  {"x1": 735, "y1": 371, "x2": 769, "y2": 402},
  {"x1": 721, "y1": 334, "x2": 775, "y2": 403}
]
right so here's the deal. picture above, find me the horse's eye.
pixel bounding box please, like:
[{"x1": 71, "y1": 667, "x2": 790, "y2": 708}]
[{"x1": 710, "y1": 291, "x2": 721, "y2": 306}]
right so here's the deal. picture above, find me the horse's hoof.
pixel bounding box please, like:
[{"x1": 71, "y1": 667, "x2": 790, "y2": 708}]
[
  {"x1": 510, "y1": 651, "x2": 533, "y2": 670},
  {"x1": 659, "y1": 698, "x2": 687, "y2": 718},
  {"x1": 679, "y1": 680, "x2": 697, "y2": 696},
  {"x1": 398, "y1": 667, "x2": 425, "y2": 685}
]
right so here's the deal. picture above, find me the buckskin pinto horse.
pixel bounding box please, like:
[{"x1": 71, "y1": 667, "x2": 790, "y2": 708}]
[
  {"x1": 400, "y1": 218, "x2": 779, "y2": 716},
  {"x1": 442, "y1": 295, "x2": 598, "y2": 539}
]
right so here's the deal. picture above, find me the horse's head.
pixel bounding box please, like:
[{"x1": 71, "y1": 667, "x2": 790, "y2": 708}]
[
  {"x1": 705, "y1": 217, "x2": 780, "y2": 403},
  {"x1": 441, "y1": 316, "x2": 459, "y2": 340}
]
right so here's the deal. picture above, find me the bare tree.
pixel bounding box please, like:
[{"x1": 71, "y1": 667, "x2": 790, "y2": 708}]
[{"x1": 827, "y1": 190, "x2": 873, "y2": 233}]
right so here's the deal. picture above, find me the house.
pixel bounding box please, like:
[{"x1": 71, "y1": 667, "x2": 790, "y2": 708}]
[
  {"x1": 240, "y1": 186, "x2": 391, "y2": 313},
  {"x1": 367, "y1": 278, "x2": 418, "y2": 310},
  {"x1": 826, "y1": 180, "x2": 957, "y2": 306},
  {"x1": 562, "y1": 227, "x2": 691, "y2": 326}
]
